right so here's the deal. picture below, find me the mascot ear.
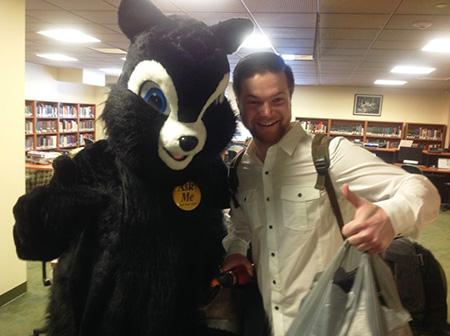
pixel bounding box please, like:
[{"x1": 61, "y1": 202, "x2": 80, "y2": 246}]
[
  {"x1": 211, "y1": 18, "x2": 254, "y2": 54},
  {"x1": 118, "y1": 0, "x2": 170, "y2": 40}
]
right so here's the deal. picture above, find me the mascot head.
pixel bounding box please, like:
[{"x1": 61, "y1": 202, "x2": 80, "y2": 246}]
[{"x1": 102, "y1": 0, "x2": 253, "y2": 174}]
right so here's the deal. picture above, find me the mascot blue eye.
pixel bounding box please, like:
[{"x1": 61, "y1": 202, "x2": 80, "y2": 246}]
[{"x1": 139, "y1": 81, "x2": 168, "y2": 115}]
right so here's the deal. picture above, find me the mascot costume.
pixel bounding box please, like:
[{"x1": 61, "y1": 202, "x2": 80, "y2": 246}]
[{"x1": 13, "y1": 0, "x2": 253, "y2": 335}]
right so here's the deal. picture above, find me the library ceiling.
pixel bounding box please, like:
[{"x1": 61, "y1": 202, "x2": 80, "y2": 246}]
[{"x1": 26, "y1": 0, "x2": 450, "y2": 89}]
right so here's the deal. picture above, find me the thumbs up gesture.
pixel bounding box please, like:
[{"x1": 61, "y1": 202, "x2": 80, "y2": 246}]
[{"x1": 341, "y1": 184, "x2": 395, "y2": 255}]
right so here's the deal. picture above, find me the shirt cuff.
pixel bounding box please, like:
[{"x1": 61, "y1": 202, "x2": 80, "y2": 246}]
[
  {"x1": 223, "y1": 238, "x2": 249, "y2": 257},
  {"x1": 374, "y1": 198, "x2": 418, "y2": 237}
]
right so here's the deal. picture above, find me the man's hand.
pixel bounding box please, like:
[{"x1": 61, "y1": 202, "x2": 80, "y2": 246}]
[
  {"x1": 341, "y1": 184, "x2": 395, "y2": 255},
  {"x1": 221, "y1": 253, "x2": 254, "y2": 277}
]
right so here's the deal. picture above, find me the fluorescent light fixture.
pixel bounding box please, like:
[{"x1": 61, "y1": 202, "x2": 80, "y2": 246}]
[
  {"x1": 240, "y1": 32, "x2": 272, "y2": 49},
  {"x1": 38, "y1": 29, "x2": 100, "y2": 43},
  {"x1": 36, "y1": 53, "x2": 78, "y2": 62},
  {"x1": 374, "y1": 79, "x2": 407, "y2": 86},
  {"x1": 91, "y1": 47, "x2": 127, "y2": 54},
  {"x1": 422, "y1": 38, "x2": 450, "y2": 53},
  {"x1": 281, "y1": 54, "x2": 314, "y2": 61},
  {"x1": 100, "y1": 68, "x2": 122, "y2": 76},
  {"x1": 391, "y1": 65, "x2": 435, "y2": 75}
]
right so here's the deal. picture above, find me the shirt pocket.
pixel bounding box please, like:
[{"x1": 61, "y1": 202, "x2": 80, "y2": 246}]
[
  {"x1": 239, "y1": 189, "x2": 261, "y2": 229},
  {"x1": 280, "y1": 185, "x2": 320, "y2": 231}
]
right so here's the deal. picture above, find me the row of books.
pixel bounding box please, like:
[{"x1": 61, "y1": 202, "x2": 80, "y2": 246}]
[
  {"x1": 34, "y1": 104, "x2": 94, "y2": 119},
  {"x1": 80, "y1": 106, "x2": 94, "y2": 118},
  {"x1": 364, "y1": 140, "x2": 400, "y2": 148},
  {"x1": 36, "y1": 120, "x2": 57, "y2": 133},
  {"x1": 59, "y1": 120, "x2": 78, "y2": 132},
  {"x1": 36, "y1": 135, "x2": 57, "y2": 148},
  {"x1": 79, "y1": 120, "x2": 94, "y2": 130},
  {"x1": 60, "y1": 135, "x2": 78, "y2": 147},
  {"x1": 300, "y1": 121, "x2": 327, "y2": 133},
  {"x1": 330, "y1": 124, "x2": 364, "y2": 135},
  {"x1": 366, "y1": 126, "x2": 402, "y2": 137},
  {"x1": 406, "y1": 128, "x2": 442, "y2": 140}
]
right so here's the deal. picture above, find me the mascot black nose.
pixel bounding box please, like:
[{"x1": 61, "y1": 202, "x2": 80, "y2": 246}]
[{"x1": 179, "y1": 136, "x2": 198, "y2": 152}]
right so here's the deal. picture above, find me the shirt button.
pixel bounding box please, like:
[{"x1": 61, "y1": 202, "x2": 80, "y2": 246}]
[
  {"x1": 265, "y1": 171, "x2": 269, "y2": 175},
  {"x1": 297, "y1": 193, "x2": 302, "y2": 198},
  {"x1": 271, "y1": 252, "x2": 275, "y2": 257},
  {"x1": 274, "y1": 306, "x2": 279, "y2": 310},
  {"x1": 269, "y1": 225, "x2": 273, "y2": 229},
  {"x1": 266, "y1": 197, "x2": 270, "y2": 201},
  {"x1": 272, "y1": 280, "x2": 276, "y2": 285}
]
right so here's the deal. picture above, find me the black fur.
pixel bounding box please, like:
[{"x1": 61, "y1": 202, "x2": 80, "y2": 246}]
[{"x1": 13, "y1": 0, "x2": 253, "y2": 335}]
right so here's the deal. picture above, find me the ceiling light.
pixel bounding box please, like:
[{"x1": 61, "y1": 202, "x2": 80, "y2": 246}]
[
  {"x1": 239, "y1": 32, "x2": 272, "y2": 49},
  {"x1": 391, "y1": 65, "x2": 435, "y2": 75},
  {"x1": 100, "y1": 68, "x2": 122, "y2": 76},
  {"x1": 412, "y1": 21, "x2": 432, "y2": 29},
  {"x1": 36, "y1": 53, "x2": 78, "y2": 62},
  {"x1": 90, "y1": 47, "x2": 127, "y2": 54},
  {"x1": 422, "y1": 38, "x2": 450, "y2": 53},
  {"x1": 38, "y1": 29, "x2": 100, "y2": 43},
  {"x1": 435, "y1": 3, "x2": 448, "y2": 8},
  {"x1": 374, "y1": 79, "x2": 407, "y2": 86},
  {"x1": 281, "y1": 54, "x2": 314, "y2": 61},
  {"x1": 121, "y1": 57, "x2": 127, "y2": 61}
]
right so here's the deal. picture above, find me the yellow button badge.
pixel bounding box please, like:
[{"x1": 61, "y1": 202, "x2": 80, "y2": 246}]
[{"x1": 172, "y1": 181, "x2": 201, "y2": 211}]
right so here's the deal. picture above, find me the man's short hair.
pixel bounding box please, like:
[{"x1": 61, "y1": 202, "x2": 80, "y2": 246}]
[{"x1": 232, "y1": 52, "x2": 295, "y2": 98}]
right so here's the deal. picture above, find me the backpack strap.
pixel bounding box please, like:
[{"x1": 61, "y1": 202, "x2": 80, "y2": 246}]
[
  {"x1": 228, "y1": 149, "x2": 245, "y2": 209},
  {"x1": 312, "y1": 134, "x2": 344, "y2": 231}
]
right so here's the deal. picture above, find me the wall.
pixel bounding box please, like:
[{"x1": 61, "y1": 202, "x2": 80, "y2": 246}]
[
  {"x1": 0, "y1": 0, "x2": 26, "y2": 298},
  {"x1": 292, "y1": 86, "x2": 450, "y2": 147},
  {"x1": 25, "y1": 62, "x2": 109, "y2": 140}
]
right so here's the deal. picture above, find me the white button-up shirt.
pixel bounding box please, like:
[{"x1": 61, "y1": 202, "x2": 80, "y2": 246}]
[{"x1": 223, "y1": 122, "x2": 440, "y2": 336}]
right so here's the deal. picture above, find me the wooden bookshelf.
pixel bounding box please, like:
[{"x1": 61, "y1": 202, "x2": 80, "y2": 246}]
[
  {"x1": 296, "y1": 117, "x2": 447, "y2": 150},
  {"x1": 25, "y1": 100, "x2": 96, "y2": 151}
]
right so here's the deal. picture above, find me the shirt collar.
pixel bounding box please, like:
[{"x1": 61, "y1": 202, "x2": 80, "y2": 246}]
[
  {"x1": 246, "y1": 122, "x2": 307, "y2": 161},
  {"x1": 277, "y1": 122, "x2": 307, "y2": 156}
]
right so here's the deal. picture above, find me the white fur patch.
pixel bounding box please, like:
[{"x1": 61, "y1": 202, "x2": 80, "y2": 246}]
[{"x1": 128, "y1": 61, "x2": 230, "y2": 170}]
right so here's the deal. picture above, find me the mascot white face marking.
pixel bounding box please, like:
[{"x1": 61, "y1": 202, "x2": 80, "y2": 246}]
[{"x1": 128, "y1": 60, "x2": 229, "y2": 170}]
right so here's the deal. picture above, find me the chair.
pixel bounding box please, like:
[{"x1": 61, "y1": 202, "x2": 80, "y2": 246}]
[{"x1": 401, "y1": 164, "x2": 423, "y2": 175}]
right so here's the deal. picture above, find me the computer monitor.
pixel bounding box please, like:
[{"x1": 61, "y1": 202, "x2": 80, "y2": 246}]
[{"x1": 397, "y1": 147, "x2": 423, "y2": 164}]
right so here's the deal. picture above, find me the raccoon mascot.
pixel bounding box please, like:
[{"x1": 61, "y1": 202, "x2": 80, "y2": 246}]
[{"x1": 13, "y1": 0, "x2": 253, "y2": 335}]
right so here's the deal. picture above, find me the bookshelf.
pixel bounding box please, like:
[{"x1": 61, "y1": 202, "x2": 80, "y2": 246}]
[
  {"x1": 404, "y1": 123, "x2": 447, "y2": 150},
  {"x1": 25, "y1": 100, "x2": 96, "y2": 151},
  {"x1": 296, "y1": 117, "x2": 447, "y2": 150}
]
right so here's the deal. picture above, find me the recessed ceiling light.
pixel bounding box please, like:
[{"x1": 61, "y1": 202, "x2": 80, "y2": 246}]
[
  {"x1": 36, "y1": 53, "x2": 78, "y2": 62},
  {"x1": 435, "y1": 3, "x2": 448, "y2": 8},
  {"x1": 38, "y1": 29, "x2": 100, "y2": 43},
  {"x1": 281, "y1": 54, "x2": 314, "y2": 61},
  {"x1": 374, "y1": 79, "x2": 407, "y2": 86},
  {"x1": 391, "y1": 65, "x2": 436, "y2": 74},
  {"x1": 422, "y1": 38, "x2": 450, "y2": 53},
  {"x1": 239, "y1": 32, "x2": 272, "y2": 49},
  {"x1": 100, "y1": 68, "x2": 122, "y2": 76},
  {"x1": 90, "y1": 47, "x2": 127, "y2": 54},
  {"x1": 412, "y1": 21, "x2": 433, "y2": 29}
]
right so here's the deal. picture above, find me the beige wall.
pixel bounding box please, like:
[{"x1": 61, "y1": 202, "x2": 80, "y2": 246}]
[
  {"x1": 25, "y1": 62, "x2": 109, "y2": 140},
  {"x1": 228, "y1": 85, "x2": 450, "y2": 147},
  {"x1": 0, "y1": 0, "x2": 26, "y2": 296},
  {"x1": 292, "y1": 86, "x2": 450, "y2": 147}
]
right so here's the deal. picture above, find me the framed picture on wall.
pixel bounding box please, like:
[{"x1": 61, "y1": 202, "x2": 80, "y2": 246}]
[{"x1": 353, "y1": 94, "x2": 383, "y2": 116}]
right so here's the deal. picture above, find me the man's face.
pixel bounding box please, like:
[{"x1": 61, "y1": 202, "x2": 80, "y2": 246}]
[{"x1": 238, "y1": 71, "x2": 292, "y2": 148}]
